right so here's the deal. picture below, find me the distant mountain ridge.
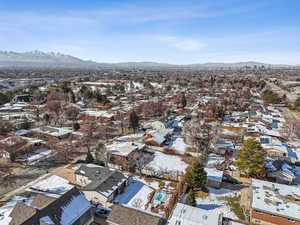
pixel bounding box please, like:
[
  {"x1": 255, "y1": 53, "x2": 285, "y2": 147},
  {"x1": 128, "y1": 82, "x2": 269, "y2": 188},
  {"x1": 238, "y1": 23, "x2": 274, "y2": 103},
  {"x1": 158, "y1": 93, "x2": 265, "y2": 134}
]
[{"x1": 0, "y1": 50, "x2": 297, "y2": 69}]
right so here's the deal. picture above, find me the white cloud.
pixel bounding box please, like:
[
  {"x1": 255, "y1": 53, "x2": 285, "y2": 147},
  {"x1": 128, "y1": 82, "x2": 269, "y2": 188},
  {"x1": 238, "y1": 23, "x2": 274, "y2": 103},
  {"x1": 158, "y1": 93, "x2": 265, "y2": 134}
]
[{"x1": 155, "y1": 36, "x2": 205, "y2": 51}]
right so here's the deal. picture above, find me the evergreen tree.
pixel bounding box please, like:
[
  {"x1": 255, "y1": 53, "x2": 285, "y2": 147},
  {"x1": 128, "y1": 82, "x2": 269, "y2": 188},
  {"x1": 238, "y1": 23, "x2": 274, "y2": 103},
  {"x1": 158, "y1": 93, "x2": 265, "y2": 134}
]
[
  {"x1": 129, "y1": 110, "x2": 139, "y2": 133},
  {"x1": 69, "y1": 90, "x2": 76, "y2": 103},
  {"x1": 186, "y1": 191, "x2": 196, "y2": 207},
  {"x1": 235, "y1": 139, "x2": 266, "y2": 177},
  {"x1": 181, "y1": 92, "x2": 187, "y2": 108},
  {"x1": 73, "y1": 122, "x2": 80, "y2": 131},
  {"x1": 43, "y1": 113, "x2": 50, "y2": 125},
  {"x1": 294, "y1": 97, "x2": 300, "y2": 110},
  {"x1": 262, "y1": 90, "x2": 280, "y2": 104},
  {"x1": 185, "y1": 161, "x2": 207, "y2": 191},
  {"x1": 0, "y1": 92, "x2": 9, "y2": 105}
]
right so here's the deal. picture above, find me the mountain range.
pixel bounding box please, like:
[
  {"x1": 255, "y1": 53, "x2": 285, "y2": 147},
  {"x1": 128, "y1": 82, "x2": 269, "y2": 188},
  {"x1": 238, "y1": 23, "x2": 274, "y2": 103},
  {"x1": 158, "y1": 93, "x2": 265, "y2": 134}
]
[{"x1": 0, "y1": 50, "x2": 297, "y2": 70}]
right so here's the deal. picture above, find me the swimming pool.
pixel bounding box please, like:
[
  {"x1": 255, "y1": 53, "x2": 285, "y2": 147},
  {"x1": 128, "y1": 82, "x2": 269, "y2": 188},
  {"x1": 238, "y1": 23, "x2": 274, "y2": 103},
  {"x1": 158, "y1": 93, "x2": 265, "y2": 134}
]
[{"x1": 155, "y1": 192, "x2": 166, "y2": 201}]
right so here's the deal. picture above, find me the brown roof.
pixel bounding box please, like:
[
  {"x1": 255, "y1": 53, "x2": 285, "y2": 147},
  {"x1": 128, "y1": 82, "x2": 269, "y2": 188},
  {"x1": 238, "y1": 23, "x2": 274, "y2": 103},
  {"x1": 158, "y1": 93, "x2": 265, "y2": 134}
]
[
  {"x1": 31, "y1": 194, "x2": 56, "y2": 209},
  {"x1": 9, "y1": 203, "x2": 36, "y2": 225},
  {"x1": 54, "y1": 168, "x2": 76, "y2": 184},
  {"x1": 107, "y1": 204, "x2": 165, "y2": 225}
]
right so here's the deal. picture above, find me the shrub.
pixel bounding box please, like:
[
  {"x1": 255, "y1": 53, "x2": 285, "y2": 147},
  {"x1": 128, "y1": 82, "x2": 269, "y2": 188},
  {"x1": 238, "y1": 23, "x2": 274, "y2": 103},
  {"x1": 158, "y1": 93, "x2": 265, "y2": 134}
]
[
  {"x1": 186, "y1": 191, "x2": 196, "y2": 206},
  {"x1": 169, "y1": 182, "x2": 177, "y2": 188},
  {"x1": 144, "y1": 177, "x2": 154, "y2": 183},
  {"x1": 222, "y1": 195, "x2": 245, "y2": 220},
  {"x1": 159, "y1": 181, "x2": 165, "y2": 189},
  {"x1": 195, "y1": 190, "x2": 209, "y2": 198}
]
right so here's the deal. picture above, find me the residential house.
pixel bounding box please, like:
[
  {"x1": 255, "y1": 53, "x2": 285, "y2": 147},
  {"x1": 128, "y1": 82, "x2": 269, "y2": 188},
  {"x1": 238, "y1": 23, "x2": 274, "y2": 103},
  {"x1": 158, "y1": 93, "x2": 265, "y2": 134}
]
[
  {"x1": 80, "y1": 109, "x2": 114, "y2": 122},
  {"x1": 106, "y1": 141, "x2": 146, "y2": 171},
  {"x1": 144, "y1": 128, "x2": 173, "y2": 146},
  {"x1": 168, "y1": 203, "x2": 223, "y2": 225},
  {"x1": 245, "y1": 179, "x2": 300, "y2": 225},
  {"x1": 31, "y1": 126, "x2": 72, "y2": 142},
  {"x1": 0, "y1": 175, "x2": 93, "y2": 225},
  {"x1": 74, "y1": 164, "x2": 128, "y2": 204},
  {"x1": 107, "y1": 204, "x2": 166, "y2": 225},
  {"x1": 0, "y1": 136, "x2": 46, "y2": 162}
]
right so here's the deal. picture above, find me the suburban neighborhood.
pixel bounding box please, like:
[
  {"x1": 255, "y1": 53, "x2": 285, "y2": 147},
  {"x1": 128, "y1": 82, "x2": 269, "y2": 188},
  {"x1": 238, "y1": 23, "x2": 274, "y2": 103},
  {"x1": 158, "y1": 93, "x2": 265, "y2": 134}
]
[{"x1": 1, "y1": 70, "x2": 300, "y2": 225}]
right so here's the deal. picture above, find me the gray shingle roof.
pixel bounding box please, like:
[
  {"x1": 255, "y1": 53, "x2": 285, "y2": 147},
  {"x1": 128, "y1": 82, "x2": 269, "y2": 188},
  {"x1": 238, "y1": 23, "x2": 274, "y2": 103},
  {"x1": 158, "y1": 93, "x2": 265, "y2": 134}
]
[{"x1": 76, "y1": 165, "x2": 127, "y2": 197}]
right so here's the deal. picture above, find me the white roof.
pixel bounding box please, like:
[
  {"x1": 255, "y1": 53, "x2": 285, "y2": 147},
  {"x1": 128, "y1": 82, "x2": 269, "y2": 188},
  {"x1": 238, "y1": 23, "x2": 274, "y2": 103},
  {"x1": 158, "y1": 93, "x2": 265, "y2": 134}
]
[
  {"x1": 146, "y1": 128, "x2": 173, "y2": 145},
  {"x1": 31, "y1": 126, "x2": 72, "y2": 137},
  {"x1": 29, "y1": 175, "x2": 73, "y2": 196},
  {"x1": 168, "y1": 203, "x2": 222, "y2": 225},
  {"x1": 40, "y1": 216, "x2": 55, "y2": 224},
  {"x1": 81, "y1": 110, "x2": 114, "y2": 118},
  {"x1": 251, "y1": 178, "x2": 300, "y2": 221},
  {"x1": 106, "y1": 142, "x2": 145, "y2": 156}
]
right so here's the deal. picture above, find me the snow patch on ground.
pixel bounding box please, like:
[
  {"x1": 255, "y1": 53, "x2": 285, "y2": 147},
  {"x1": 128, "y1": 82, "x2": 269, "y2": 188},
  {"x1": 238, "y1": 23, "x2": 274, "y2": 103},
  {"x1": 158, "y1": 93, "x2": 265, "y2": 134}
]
[
  {"x1": 196, "y1": 187, "x2": 239, "y2": 220},
  {"x1": 115, "y1": 179, "x2": 154, "y2": 210},
  {"x1": 170, "y1": 137, "x2": 190, "y2": 153},
  {"x1": 145, "y1": 151, "x2": 188, "y2": 174}
]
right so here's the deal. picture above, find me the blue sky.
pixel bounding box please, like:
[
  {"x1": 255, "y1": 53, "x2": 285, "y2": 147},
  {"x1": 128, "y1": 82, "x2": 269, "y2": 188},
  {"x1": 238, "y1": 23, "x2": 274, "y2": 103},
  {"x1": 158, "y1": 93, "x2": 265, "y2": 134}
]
[{"x1": 0, "y1": 0, "x2": 299, "y2": 64}]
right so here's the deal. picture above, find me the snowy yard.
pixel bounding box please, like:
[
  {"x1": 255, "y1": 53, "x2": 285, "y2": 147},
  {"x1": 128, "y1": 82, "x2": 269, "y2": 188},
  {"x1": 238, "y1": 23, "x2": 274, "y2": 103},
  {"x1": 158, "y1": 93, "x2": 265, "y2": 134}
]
[
  {"x1": 114, "y1": 178, "x2": 154, "y2": 210},
  {"x1": 145, "y1": 151, "x2": 188, "y2": 174},
  {"x1": 135, "y1": 177, "x2": 160, "y2": 190},
  {"x1": 196, "y1": 187, "x2": 240, "y2": 220},
  {"x1": 169, "y1": 137, "x2": 190, "y2": 153}
]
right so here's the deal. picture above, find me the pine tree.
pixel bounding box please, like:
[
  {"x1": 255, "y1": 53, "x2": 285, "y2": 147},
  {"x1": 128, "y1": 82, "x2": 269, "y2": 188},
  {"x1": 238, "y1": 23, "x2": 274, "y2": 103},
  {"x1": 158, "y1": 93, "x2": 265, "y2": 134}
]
[
  {"x1": 129, "y1": 110, "x2": 139, "y2": 133},
  {"x1": 181, "y1": 92, "x2": 187, "y2": 108},
  {"x1": 235, "y1": 138, "x2": 266, "y2": 177},
  {"x1": 186, "y1": 191, "x2": 196, "y2": 207},
  {"x1": 294, "y1": 97, "x2": 300, "y2": 110},
  {"x1": 185, "y1": 161, "x2": 207, "y2": 191}
]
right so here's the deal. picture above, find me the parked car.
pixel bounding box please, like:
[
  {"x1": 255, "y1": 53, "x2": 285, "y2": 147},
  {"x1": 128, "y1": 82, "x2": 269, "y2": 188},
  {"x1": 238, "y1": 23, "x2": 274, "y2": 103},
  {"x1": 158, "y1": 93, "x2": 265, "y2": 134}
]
[{"x1": 95, "y1": 207, "x2": 110, "y2": 217}]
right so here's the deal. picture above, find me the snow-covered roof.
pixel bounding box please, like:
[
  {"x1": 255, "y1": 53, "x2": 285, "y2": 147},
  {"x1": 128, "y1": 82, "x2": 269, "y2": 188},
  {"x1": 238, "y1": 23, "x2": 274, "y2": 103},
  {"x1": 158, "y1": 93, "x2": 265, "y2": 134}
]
[
  {"x1": 15, "y1": 129, "x2": 31, "y2": 136},
  {"x1": 146, "y1": 128, "x2": 173, "y2": 145},
  {"x1": 251, "y1": 178, "x2": 300, "y2": 221},
  {"x1": 17, "y1": 148, "x2": 52, "y2": 163},
  {"x1": 40, "y1": 216, "x2": 55, "y2": 224},
  {"x1": 29, "y1": 175, "x2": 73, "y2": 196},
  {"x1": 31, "y1": 126, "x2": 72, "y2": 137},
  {"x1": 81, "y1": 110, "x2": 114, "y2": 118},
  {"x1": 114, "y1": 133, "x2": 144, "y2": 142},
  {"x1": 60, "y1": 192, "x2": 91, "y2": 225},
  {"x1": 143, "y1": 121, "x2": 165, "y2": 131},
  {"x1": 106, "y1": 142, "x2": 145, "y2": 156},
  {"x1": 168, "y1": 203, "x2": 222, "y2": 225},
  {"x1": 0, "y1": 175, "x2": 91, "y2": 225},
  {"x1": 0, "y1": 196, "x2": 33, "y2": 225}
]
